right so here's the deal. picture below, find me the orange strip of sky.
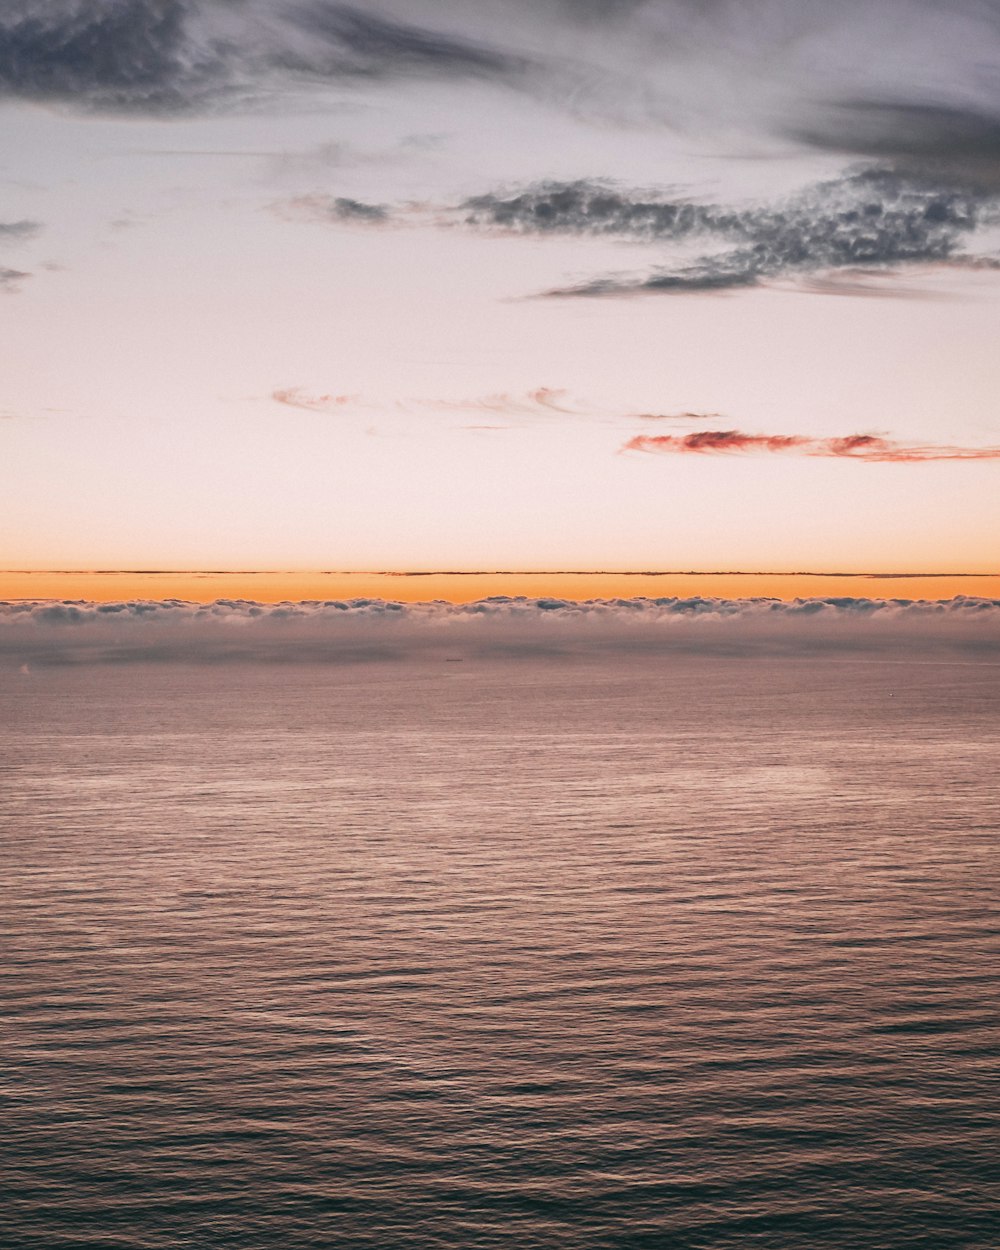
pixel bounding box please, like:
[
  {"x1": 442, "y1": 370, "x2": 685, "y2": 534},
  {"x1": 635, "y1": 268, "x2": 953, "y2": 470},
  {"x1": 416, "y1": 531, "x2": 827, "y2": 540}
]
[{"x1": 3, "y1": 571, "x2": 999, "y2": 602}]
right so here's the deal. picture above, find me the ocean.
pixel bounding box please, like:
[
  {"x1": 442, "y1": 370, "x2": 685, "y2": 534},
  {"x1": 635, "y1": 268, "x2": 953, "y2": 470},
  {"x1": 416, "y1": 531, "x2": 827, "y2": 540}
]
[{"x1": 3, "y1": 655, "x2": 999, "y2": 1249}]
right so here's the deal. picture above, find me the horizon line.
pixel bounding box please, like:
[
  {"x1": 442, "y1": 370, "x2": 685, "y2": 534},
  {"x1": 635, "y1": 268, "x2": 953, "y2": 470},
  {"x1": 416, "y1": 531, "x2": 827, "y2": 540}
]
[{"x1": 5, "y1": 569, "x2": 1000, "y2": 579}]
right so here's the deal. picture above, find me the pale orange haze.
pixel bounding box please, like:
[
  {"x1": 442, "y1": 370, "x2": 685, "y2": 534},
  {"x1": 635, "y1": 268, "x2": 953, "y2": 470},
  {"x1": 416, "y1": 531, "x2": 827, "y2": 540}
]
[{"x1": 3, "y1": 571, "x2": 999, "y2": 604}]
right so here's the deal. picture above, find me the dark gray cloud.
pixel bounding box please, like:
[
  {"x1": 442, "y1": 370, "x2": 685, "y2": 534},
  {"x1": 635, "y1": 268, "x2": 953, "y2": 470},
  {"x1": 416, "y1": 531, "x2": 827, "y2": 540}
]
[
  {"x1": 0, "y1": 1, "x2": 213, "y2": 113},
  {"x1": 461, "y1": 170, "x2": 1000, "y2": 296},
  {"x1": 793, "y1": 102, "x2": 1000, "y2": 170},
  {"x1": 324, "y1": 195, "x2": 391, "y2": 223},
  {"x1": 3, "y1": 0, "x2": 1000, "y2": 187},
  {"x1": 0, "y1": 266, "x2": 30, "y2": 292},
  {"x1": 274, "y1": 193, "x2": 395, "y2": 227},
  {"x1": 463, "y1": 181, "x2": 714, "y2": 239},
  {"x1": 0, "y1": 1, "x2": 527, "y2": 114},
  {"x1": 0, "y1": 219, "x2": 42, "y2": 240},
  {"x1": 3, "y1": 595, "x2": 999, "y2": 665},
  {"x1": 282, "y1": 3, "x2": 526, "y2": 81}
]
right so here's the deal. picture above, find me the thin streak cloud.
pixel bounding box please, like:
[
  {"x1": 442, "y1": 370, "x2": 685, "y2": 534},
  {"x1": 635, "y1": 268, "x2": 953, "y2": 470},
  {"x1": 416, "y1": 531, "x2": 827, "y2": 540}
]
[
  {"x1": 271, "y1": 387, "x2": 362, "y2": 413},
  {"x1": 424, "y1": 388, "x2": 580, "y2": 417},
  {"x1": 624, "y1": 431, "x2": 1000, "y2": 462},
  {"x1": 634, "y1": 411, "x2": 720, "y2": 422},
  {"x1": 269, "y1": 386, "x2": 586, "y2": 419}
]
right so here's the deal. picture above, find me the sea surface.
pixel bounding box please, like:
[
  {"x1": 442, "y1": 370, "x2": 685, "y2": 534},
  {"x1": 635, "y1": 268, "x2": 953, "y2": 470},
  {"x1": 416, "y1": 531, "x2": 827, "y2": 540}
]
[{"x1": 3, "y1": 657, "x2": 999, "y2": 1249}]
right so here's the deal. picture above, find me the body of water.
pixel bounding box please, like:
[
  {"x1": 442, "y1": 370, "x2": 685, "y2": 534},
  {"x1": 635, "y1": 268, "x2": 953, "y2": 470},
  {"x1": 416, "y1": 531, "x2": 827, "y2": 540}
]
[{"x1": 3, "y1": 657, "x2": 999, "y2": 1248}]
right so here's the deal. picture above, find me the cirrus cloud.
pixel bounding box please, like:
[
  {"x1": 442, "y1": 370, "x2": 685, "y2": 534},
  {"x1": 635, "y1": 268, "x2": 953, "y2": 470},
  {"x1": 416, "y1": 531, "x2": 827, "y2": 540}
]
[
  {"x1": 270, "y1": 385, "x2": 584, "y2": 420},
  {"x1": 271, "y1": 387, "x2": 363, "y2": 413}
]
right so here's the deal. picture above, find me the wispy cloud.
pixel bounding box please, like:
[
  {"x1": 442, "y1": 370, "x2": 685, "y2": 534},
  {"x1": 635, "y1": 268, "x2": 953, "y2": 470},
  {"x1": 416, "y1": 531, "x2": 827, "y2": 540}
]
[
  {"x1": 270, "y1": 390, "x2": 1000, "y2": 460},
  {"x1": 270, "y1": 386, "x2": 584, "y2": 420},
  {"x1": 624, "y1": 430, "x2": 1000, "y2": 462},
  {"x1": 3, "y1": 595, "x2": 998, "y2": 665},
  {"x1": 634, "y1": 411, "x2": 720, "y2": 422},
  {"x1": 423, "y1": 387, "x2": 580, "y2": 417},
  {"x1": 271, "y1": 387, "x2": 362, "y2": 413}
]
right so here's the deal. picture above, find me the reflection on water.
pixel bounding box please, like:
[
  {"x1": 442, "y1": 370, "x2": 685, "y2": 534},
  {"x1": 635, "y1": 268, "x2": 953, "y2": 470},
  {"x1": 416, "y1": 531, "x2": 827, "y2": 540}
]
[{"x1": 3, "y1": 658, "x2": 999, "y2": 1249}]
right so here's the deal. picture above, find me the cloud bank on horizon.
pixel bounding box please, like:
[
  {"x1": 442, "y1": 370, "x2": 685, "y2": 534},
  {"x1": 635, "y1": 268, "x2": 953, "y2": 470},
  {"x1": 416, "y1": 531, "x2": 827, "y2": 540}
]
[{"x1": 2, "y1": 596, "x2": 999, "y2": 665}]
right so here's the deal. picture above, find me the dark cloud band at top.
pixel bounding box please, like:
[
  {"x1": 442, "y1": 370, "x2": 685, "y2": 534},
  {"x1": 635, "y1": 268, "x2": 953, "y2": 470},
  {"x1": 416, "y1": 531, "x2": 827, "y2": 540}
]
[
  {"x1": 0, "y1": 0, "x2": 207, "y2": 113},
  {"x1": 287, "y1": 3, "x2": 525, "y2": 80},
  {"x1": 0, "y1": 0, "x2": 529, "y2": 114},
  {"x1": 3, "y1": 0, "x2": 1000, "y2": 192}
]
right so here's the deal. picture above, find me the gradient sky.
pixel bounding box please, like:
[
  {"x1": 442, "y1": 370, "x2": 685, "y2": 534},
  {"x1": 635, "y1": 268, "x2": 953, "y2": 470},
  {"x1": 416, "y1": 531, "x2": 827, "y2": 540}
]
[{"x1": 3, "y1": 0, "x2": 1000, "y2": 577}]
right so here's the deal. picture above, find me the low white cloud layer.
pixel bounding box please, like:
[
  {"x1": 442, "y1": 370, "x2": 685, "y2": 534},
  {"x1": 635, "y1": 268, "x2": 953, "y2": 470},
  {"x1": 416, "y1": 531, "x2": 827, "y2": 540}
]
[{"x1": 2, "y1": 596, "x2": 998, "y2": 665}]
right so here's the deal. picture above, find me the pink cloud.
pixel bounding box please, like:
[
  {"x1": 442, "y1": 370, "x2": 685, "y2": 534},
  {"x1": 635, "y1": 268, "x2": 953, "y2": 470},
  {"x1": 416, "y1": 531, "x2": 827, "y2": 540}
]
[{"x1": 624, "y1": 430, "x2": 1000, "y2": 461}]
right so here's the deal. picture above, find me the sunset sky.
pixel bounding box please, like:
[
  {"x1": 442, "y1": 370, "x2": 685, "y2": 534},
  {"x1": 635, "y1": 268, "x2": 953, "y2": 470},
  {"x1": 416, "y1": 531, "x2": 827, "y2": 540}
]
[{"x1": 3, "y1": 0, "x2": 1000, "y2": 592}]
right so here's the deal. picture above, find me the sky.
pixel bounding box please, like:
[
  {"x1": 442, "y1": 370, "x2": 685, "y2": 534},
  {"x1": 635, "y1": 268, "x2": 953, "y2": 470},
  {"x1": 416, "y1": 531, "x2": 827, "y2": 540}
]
[{"x1": 3, "y1": 0, "x2": 1000, "y2": 589}]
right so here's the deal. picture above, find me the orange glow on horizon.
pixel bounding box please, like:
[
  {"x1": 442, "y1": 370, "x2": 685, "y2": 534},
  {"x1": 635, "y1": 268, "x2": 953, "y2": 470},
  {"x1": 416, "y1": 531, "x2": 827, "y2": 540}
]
[{"x1": 3, "y1": 570, "x2": 999, "y2": 604}]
